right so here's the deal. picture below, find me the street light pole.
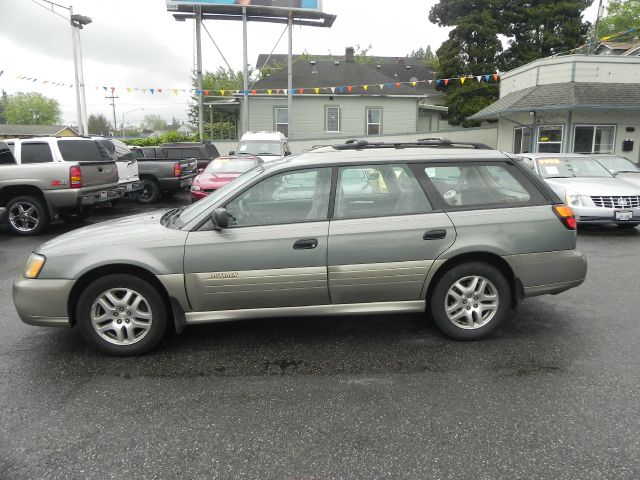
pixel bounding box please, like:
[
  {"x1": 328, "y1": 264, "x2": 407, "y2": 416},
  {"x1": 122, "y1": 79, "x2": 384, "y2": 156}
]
[{"x1": 69, "y1": 5, "x2": 84, "y2": 135}]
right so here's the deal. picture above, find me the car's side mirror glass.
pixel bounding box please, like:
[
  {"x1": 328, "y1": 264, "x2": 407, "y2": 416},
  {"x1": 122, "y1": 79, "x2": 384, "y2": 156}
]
[{"x1": 212, "y1": 207, "x2": 229, "y2": 230}]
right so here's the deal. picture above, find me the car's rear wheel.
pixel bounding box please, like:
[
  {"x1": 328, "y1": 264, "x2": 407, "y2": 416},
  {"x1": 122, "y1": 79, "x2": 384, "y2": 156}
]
[
  {"x1": 76, "y1": 274, "x2": 168, "y2": 356},
  {"x1": 429, "y1": 262, "x2": 510, "y2": 340},
  {"x1": 5, "y1": 195, "x2": 49, "y2": 235},
  {"x1": 138, "y1": 178, "x2": 160, "y2": 204}
]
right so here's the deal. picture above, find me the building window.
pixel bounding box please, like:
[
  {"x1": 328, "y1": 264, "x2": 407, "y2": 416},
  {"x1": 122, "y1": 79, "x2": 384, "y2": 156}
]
[
  {"x1": 513, "y1": 127, "x2": 532, "y2": 154},
  {"x1": 326, "y1": 106, "x2": 341, "y2": 133},
  {"x1": 537, "y1": 125, "x2": 563, "y2": 153},
  {"x1": 573, "y1": 125, "x2": 616, "y2": 154},
  {"x1": 275, "y1": 108, "x2": 288, "y2": 137},
  {"x1": 366, "y1": 108, "x2": 382, "y2": 135}
]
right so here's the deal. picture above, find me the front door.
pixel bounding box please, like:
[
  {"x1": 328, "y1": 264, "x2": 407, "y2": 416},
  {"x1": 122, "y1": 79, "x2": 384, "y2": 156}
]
[
  {"x1": 184, "y1": 167, "x2": 333, "y2": 312},
  {"x1": 328, "y1": 163, "x2": 456, "y2": 304}
]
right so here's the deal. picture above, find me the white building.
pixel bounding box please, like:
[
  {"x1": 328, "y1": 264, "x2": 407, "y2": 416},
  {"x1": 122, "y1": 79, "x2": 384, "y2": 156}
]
[{"x1": 469, "y1": 55, "x2": 640, "y2": 162}]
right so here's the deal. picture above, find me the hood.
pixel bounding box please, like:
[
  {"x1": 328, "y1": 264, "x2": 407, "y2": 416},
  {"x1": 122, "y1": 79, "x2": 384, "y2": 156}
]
[
  {"x1": 257, "y1": 154, "x2": 283, "y2": 162},
  {"x1": 544, "y1": 177, "x2": 640, "y2": 197},
  {"x1": 615, "y1": 172, "x2": 640, "y2": 188},
  {"x1": 39, "y1": 210, "x2": 170, "y2": 255},
  {"x1": 195, "y1": 172, "x2": 241, "y2": 188}
]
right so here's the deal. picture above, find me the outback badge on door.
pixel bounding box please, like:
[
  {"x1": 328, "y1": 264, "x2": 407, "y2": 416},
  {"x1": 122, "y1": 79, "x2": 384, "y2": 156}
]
[{"x1": 209, "y1": 272, "x2": 239, "y2": 279}]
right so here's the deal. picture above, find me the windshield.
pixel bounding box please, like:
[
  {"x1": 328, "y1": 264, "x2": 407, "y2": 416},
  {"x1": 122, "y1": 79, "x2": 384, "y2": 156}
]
[
  {"x1": 205, "y1": 157, "x2": 258, "y2": 174},
  {"x1": 595, "y1": 156, "x2": 640, "y2": 173},
  {"x1": 536, "y1": 157, "x2": 613, "y2": 179},
  {"x1": 237, "y1": 140, "x2": 282, "y2": 156},
  {"x1": 172, "y1": 166, "x2": 263, "y2": 228}
]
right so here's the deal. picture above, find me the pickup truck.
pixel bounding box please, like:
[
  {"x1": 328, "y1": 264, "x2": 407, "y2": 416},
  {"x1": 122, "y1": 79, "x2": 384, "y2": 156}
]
[
  {"x1": 0, "y1": 138, "x2": 120, "y2": 235},
  {"x1": 129, "y1": 146, "x2": 198, "y2": 203},
  {"x1": 159, "y1": 142, "x2": 220, "y2": 170}
]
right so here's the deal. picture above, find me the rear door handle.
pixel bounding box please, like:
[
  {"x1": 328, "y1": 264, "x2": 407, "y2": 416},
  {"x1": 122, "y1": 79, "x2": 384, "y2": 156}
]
[
  {"x1": 293, "y1": 238, "x2": 318, "y2": 250},
  {"x1": 423, "y1": 229, "x2": 447, "y2": 240}
]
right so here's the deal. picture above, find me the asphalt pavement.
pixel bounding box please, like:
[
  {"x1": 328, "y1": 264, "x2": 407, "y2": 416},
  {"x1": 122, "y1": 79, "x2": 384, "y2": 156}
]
[{"x1": 1, "y1": 194, "x2": 639, "y2": 479}]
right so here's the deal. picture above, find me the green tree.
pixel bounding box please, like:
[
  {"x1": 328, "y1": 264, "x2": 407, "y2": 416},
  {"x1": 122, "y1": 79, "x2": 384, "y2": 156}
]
[
  {"x1": 189, "y1": 67, "x2": 245, "y2": 139},
  {"x1": 0, "y1": 90, "x2": 7, "y2": 124},
  {"x1": 598, "y1": 0, "x2": 640, "y2": 38},
  {"x1": 88, "y1": 113, "x2": 111, "y2": 136},
  {"x1": 4, "y1": 92, "x2": 61, "y2": 125},
  {"x1": 409, "y1": 45, "x2": 438, "y2": 69},
  {"x1": 141, "y1": 114, "x2": 167, "y2": 132}
]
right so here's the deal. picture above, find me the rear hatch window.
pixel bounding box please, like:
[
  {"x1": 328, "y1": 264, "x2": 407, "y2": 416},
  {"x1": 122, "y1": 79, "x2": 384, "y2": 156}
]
[{"x1": 58, "y1": 140, "x2": 113, "y2": 163}]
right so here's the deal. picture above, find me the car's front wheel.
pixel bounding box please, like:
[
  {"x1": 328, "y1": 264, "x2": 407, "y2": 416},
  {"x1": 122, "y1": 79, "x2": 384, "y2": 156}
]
[
  {"x1": 429, "y1": 262, "x2": 511, "y2": 341},
  {"x1": 76, "y1": 274, "x2": 168, "y2": 356}
]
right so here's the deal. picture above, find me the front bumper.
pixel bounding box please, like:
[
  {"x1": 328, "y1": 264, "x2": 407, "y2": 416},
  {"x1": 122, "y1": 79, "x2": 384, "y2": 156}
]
[
  {"x1": 573, "y1": 206, "x2": 640, "y2": 224},
  {"x1": 505, "y1": 250, "x2": 587, "y2": 298},
  {"x1": 13, "y1": 277, "x2": 74, "y2": 327}
]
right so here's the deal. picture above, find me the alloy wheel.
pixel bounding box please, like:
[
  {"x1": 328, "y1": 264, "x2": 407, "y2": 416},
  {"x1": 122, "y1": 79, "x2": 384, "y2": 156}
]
[
  {"x1": 444, "y1": 275, "x2": 499, "y2": 330},
  {"x1": 8, "y1": 201, "x2": 40, "y2": 233},
  {"x1": 90, "y1": 288, "x2": 153, "y2": 346}
]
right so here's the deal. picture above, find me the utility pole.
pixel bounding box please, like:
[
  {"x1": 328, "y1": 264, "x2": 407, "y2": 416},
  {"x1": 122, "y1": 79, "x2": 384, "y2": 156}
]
[
  {"x1": 195, "y1": 6, "x2": 204, "y2": 142},
  {"x1": 105, "y1": 93, "x2": 119, "y2": 134},
  {"x1": 591, "y1": 0, "x2": 605, "y2": 54}
]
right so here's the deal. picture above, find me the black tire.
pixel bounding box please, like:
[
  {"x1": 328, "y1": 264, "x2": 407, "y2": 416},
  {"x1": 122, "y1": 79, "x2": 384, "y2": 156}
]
[
  {"x1": 109, "y1": 199, "x2": 120, "y2": 208},
  {"x1": 617, "y1": 223, "x2": 639, "y2": 229},
  {"x1": 5, "y1": 195, "x2": 49, "y2": 236},
  {"x1": 429, "y1": 262, "x2": 511, "y2": 341},
  {"x1": 138, "y1": 178, "x2": 160, "y2": 204},
  {"x1": 76, "y1": 274, "x2": 168, "y2": 356},
  {"x1": 59, "y1": 206, "x2": 92, "y2": 224}
]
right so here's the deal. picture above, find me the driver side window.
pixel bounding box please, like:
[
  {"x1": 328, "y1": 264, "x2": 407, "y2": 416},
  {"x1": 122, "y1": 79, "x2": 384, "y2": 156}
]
[{"x1": 225, "y1": 168, "x2": 332, "y2": 227}]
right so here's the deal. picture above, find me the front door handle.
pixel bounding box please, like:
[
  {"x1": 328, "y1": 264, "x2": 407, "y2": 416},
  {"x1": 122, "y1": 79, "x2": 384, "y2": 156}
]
[
  {"x1": 423, "y1": 229, "x2": 447, "y2": 240},
  {"x1": 293, "y1": 238, "x2": 318, "y2": 250}
]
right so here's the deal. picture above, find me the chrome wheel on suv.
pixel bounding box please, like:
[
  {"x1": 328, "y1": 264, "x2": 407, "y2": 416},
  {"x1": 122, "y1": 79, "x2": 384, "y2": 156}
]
[
  {"x1": 444, "y1": 276, "x2": 499, "y2": 329},
  {"x1": 77, "y1": 274, "x2": 167, "y2": 356},
  {"x1": 430, "y1": 262, "x2": 510, "y2": 340},
  {"x1": 5, "y1": 196, "x2": 48, "y2": 236}
]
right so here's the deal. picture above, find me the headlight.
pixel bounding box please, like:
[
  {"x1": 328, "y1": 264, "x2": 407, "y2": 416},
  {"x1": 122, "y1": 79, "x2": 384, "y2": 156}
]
[
  {"x1": 191, "y1": 185, "x2": 201, "y2": 192},
  {"x1": 24, "y1": 253, "x2": 46, "y2": 279},
  {"x1": 564, "y1": 190, "x2": 584, "y2": 207}
]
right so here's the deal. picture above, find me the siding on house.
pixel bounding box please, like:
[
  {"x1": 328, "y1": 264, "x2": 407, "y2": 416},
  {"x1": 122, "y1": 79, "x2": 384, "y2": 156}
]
[{"x1": 244, "y1": 96, "x2": 419, "y2": 140}]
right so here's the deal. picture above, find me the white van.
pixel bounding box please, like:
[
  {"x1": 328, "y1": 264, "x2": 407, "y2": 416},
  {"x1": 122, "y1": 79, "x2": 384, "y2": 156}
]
[{"x1": 232, "y1": 131, "x2": 291, "y2": 162}]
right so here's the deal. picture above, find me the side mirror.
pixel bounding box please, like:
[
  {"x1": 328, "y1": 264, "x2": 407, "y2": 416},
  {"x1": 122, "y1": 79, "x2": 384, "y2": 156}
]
[
  {"x1": 229, "y1": 150, "x2": 235, "y2": 155},
  {"x1": 211, "y1": 207, "x2": 229, "y2": 230},
  {"x1": 284, "y1": 151, "x2": 292, "y2": 156}
]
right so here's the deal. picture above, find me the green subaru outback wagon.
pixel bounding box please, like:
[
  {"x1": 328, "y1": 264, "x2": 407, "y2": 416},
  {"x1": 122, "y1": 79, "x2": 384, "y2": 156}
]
[{"x1": 14, "y1": 140, "x2": 587, "y2": 356}]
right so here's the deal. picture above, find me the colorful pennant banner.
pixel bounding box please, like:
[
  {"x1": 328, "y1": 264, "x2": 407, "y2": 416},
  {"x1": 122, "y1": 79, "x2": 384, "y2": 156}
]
[{"x1": 1, "y1": 68, "x2": 501, "y2": 97}]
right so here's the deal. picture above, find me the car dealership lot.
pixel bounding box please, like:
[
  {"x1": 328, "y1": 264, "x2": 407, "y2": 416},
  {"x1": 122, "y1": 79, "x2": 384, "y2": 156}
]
[{"x1": 1, "y1": 196, "x2": 639, "y2": 479}]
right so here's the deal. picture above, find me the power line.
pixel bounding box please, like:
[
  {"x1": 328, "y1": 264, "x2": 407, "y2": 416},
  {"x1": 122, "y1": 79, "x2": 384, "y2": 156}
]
[{"x1": 202, "y1": 23, "x2": 233, "y2": 72}]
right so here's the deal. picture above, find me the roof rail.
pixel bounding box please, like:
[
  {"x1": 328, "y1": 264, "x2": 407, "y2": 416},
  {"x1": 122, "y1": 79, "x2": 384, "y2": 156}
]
[{"x1": 333, "y1": 138, "x2": 492, "y2": 151}]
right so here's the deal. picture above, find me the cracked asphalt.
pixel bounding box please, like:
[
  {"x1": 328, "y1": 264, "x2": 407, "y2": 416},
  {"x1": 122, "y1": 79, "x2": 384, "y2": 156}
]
[{"x1": 1, "y1": 193, "x2": 639, "y2": 479}]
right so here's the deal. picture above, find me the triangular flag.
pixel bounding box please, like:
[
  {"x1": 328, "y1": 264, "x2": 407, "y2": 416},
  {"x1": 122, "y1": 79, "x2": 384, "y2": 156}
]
[
  {"x1": 204, "y1": 90, "x2": 209, "y2": 96},
  {"x1": 234, "y1": 90, "x2": 239, "y2": 94},
  {"x1": 476, "y1": 75, "x2": 482, "y2": 82},
  {"x1": 347, "y1": 86, "x2": 353, "y2": 92},
  {"x1": 283, "y1": 89, "x2": 288, "y2": 95},
  {"x1": 291, "y1": 89, "x2": 297, "y2": 95},
  {"x1": 251, "y1": 90, "x2": 257, "y2": 95},
  {"x1": 395, "y1": 82, "x2": 401, "y2": 88},
  {"x1": 379, "y1": 84, "x2": 385, "y2": 90},
  {"x1": 127, "y1": 88, "x2": 132, "y2": 94},
  {"x1": 95, "y1": 86, "x2": 99, "y2": 91},
  {"x1": 196, "y1": 89, "x2": 202, "y2": 95},
  {"x1": 484, "y1": 75, "x2": 491, "y2": 82},
  {"x1": 338, "y1": 86, "x2": 344, "y2": 93},
  {"x1": 444, "y1": 79, "x2": 450, "y2": 86},
  {"x1": 363, "y1": 85, "x2": 369, "y2": 91},
  {"x1": 150, "y1": 88, "x2": 155, "y2": 94},
  {"x1": 157, "y1": 89, "x2": 162, "y2": 93},
  {"x1": 0, "y1": 71, "x2": 5, "y2": 77},
  {"x1": 436, "y1": 80, "x2": 443, "y2": 86},
  {"x1": 428, "y1": 79, "x2": 434, "y2": 85},
  {"x1": 220, "y1": 90, "x2": 225, "y2": 96},
  {"x1": 460, "y1": 77, "x2": 466, "y2": 85},
  {"x1": 111, "y1": 87, "x2": 115, "y2": 92},
  {"x1": 411, "y1": 82, "x2": 417, "y2": 87},
  {"x1": 172, "y1": 89, "x2": 178, "y2": 95},
  {"x1": 314, "y1": 88, "x2": 320, "y2": 94},
  {"x1": 493, "y1": 74, "x2": 500, "y2": 81},
  {"x1": 299, "y1": 88, "x2": 305, "y2": 94},
  {"x1": 103, "y1": 86, "x2": 108, "y2": 91},
  {"x1": 267, "y1": 89, "x2": 273, "y2": 95},
  {"x1": 330, "y1": 87, "x2": 335, "y2": 94}
]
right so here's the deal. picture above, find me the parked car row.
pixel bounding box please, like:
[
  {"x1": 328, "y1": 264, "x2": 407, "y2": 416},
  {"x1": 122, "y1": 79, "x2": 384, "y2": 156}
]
[{"x1": 516, "y1": 153, "x2": 640, "y2": 228}]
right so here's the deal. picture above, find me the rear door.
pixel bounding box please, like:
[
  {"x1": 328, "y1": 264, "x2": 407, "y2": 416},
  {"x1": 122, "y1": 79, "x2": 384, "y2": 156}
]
[
  {"x1": 327, "y1": 163, "x2": 456, "y2": 304},
  {"x1": 184, "y1": 167, "x2": 333, "y2": 312}
]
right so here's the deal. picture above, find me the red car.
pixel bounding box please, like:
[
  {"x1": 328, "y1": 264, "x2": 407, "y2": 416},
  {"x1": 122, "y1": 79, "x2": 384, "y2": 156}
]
[{"x1": 190, "y1": 155, "x2": 262, "y2": 202}]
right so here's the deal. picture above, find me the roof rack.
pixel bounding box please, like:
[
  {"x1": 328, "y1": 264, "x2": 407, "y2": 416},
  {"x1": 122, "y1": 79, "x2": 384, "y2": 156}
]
[{"x1": 333, "y1": 138, "x2": 491, "y2": 150}]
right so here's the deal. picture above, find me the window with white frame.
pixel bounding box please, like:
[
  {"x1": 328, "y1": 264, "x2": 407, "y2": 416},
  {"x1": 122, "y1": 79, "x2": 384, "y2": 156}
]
[
  {"x1": 537, "y1": 125, "x2": 563, "y2": 153},
  {"x1": 275, "y1": 108, "x2": 288, "y2": 137},
  {"x1": 573, "y1": 125, "x2": 616, "y2": 154},
  {"x1": 513, "y1": 127, "x2": 532, "y2": 154},
  {"x1": 366, "y1": 108, "x2": 382, "y2": 135},
  {"x1": 326, "y1": 106, "x2": 341, "y2": 133}
]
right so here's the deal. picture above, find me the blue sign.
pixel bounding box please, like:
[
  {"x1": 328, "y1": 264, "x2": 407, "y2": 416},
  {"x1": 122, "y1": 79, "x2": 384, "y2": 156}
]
[{"x1": 168, "y1": 0, "x2": 320, "y2": 11}]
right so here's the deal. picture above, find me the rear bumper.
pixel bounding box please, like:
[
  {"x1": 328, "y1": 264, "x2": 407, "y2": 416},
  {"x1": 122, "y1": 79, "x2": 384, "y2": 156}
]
[
  {"x1": 118, "y1": 180, "x2": 143, "y2": 194},
  {"x1": 13, "y1": 277, "x2": 74, "y2": 327},
  {"x1": 505, "y1": 250, "x2": 587, "y2": 298},
  {"x1": 45, "y1": 184, "x2": 122, "y2": 210},
  {"x1": 158, "y1": 175, "x2": 195, "y2": 191}
]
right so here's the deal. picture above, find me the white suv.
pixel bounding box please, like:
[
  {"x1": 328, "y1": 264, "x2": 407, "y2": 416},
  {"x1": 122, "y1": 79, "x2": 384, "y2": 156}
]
[{"x1": 232, "y1": 131, "x2": 291, "y2": 162}]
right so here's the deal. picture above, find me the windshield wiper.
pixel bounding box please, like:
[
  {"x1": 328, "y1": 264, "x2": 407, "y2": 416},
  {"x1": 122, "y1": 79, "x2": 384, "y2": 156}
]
[{"x1": 614, "y1": 170, "x2": 640, "y2": 174}]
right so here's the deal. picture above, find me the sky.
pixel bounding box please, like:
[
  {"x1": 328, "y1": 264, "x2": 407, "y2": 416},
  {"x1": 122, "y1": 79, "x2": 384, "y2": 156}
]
[{"x1": 0, "y1": 0, "x2": 600, "y2": 129}]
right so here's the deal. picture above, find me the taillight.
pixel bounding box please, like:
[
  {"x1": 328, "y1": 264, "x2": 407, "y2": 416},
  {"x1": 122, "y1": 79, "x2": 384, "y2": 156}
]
[
  {"x1": 553, "y1": 204, "x2": 577, "y2": 230},
  {"x1": 69, "y1": 166, "x2": 82, "y2": 189},
  {"x1": 174, "y1": 163, "x2": 182, "y2": 177}
]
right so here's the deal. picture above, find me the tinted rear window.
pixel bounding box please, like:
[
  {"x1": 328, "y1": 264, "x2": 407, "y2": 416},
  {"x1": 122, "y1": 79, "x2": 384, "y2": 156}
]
[
  {"x1": 0, "y1": 142, "x2": 15, "y2": 164},
  {"x1": 57, "y1": 140, "x2": 112, "y2": 163},
  {"x1": 21, "y1": 143, "x2": 54, "y2": 164}
]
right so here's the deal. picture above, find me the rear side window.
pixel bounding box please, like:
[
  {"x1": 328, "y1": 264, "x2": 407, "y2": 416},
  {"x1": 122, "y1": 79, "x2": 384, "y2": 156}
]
[
  {"x1": 57, "y1": 140, "x2": 112, "y2": 163},
  {"x1": 0, "y1": 142, "x2": 15, "y2": 164},
  {"x1": 425, "y1": 163, "x2": 535, "y2": 208},
  {"x1": 21, "y1": 143, "x2": 54, "y2": 164},
  {"x1": 335, "y1": 164, "x2": 432, "y2": 219},
  {"x1": 205, "y1": 144, "x2": 220, "y2": 159}
]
